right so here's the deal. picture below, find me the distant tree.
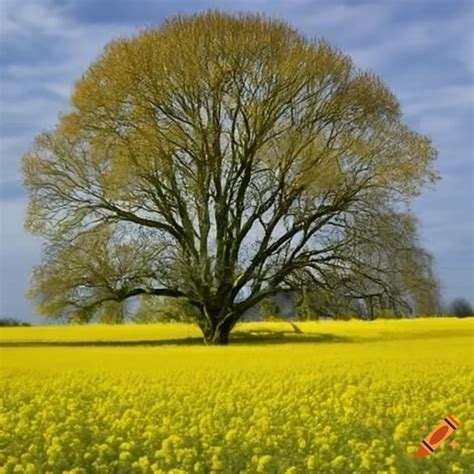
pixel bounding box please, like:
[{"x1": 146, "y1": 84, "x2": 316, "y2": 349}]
[
  {"x1": 23, "y1": 12, "x2": 437, "y2": 344},
  {"x1": 295, "y1": 285, "x2": 346, "y2": 320},
  {"x1": 295, "y1": 284, "x2": 362, "y2": 320},
  {"x1": 0, "y1": 318, "x2": 31, "y2": 327},
  {"x1": 295, "y1": 285, "x2": 317, "y2": 321},
  {"x1": 259, "y1": 297, "x2": 281, "y2": 322},
  {"x1": 97, "y1": 300, "x2": 126, "y2": 324},
  {"x1": 448, "y1": 298, "x2": 473, "y2": 318},
  {"x1": 133, "y1": 295, "x2": 200, "y2": 323}
]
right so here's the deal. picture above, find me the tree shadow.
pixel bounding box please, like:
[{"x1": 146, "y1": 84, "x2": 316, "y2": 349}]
[
  {"x1": 0, "y1": 338, "x2": 205, "y2": 347},
  {"x1": 230, "y1": 330, "x2": 353, "y2": 345},
  {"x1": 0, "y1": 328, "x2": 353, "y2": 347}
]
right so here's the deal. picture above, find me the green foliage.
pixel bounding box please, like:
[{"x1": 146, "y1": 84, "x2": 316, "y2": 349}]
[
  {"x1": 295, "y1": 287, "x2": 320, "y2": 321},
  {"x1": 0, "y1": 318, "x2": 31, "y2": 327},
  {"x1": 133, "y1": 295, "x2": 199, "y2": 323},
  {"x1": 448, "y1": 298, "x2": 473, "y2": 318},
  {"x1": 295, "y1": 286, "x2": 363, "y2": 321},
  {"x1": 259, "y1": 298, "x2": 281, "y2": 322},
  {"x1": 98, "y1": 301, "x2": 125, "y2": 324}
]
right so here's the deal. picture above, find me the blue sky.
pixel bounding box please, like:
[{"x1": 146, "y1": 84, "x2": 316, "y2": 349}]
[{"x1": 0, "y1": 0, "x2": 473, "y2": 322}]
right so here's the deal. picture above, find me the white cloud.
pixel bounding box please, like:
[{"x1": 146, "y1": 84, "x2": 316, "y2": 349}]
[
  {"x1": 401, "y1": 85, "x2": 474, "y2": 117},
  {"x1": 294, "y1": 2, "x2": 392, "y2": 40},
  {"x1": 1, "y1": 3, "x2": 137, "y2": 180},
  {"x1": 348, "y1": 11, "x2": 473, "y2": 73},
  {"x1": 0, "y1": 137, "x2": 31, "y2": 182},
  {"x1": 0, "y1": 0, "x2": 69, "y2": 36}
]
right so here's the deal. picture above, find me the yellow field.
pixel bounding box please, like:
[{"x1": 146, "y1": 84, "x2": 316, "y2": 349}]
[{"x1": 1, "y1": 319, "x2": 473, "y2": 473}]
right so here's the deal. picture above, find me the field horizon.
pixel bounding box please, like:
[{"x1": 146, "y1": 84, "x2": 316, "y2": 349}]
[{"x1": 2, "y1": 317, "x2": 472, "y2": 346}]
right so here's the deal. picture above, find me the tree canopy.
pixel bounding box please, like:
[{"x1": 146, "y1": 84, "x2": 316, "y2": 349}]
[
  {"x1": 448, "y1": 298, "x2": 473, "y2": 318},
  {"x1": 23, "y1": 12, "x2": 438, "y2": 343}
]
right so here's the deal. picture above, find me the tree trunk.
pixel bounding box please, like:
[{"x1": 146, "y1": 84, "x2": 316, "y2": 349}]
[
  {"x1": 202, "y1": 318, "x2": 232, "y2": 345},
  {"x1": 210, "y1": 326, "x2": 230, "y2": 345},
  {"x1": 368, "y1": 296, "x2": 374, "y2": 321}
]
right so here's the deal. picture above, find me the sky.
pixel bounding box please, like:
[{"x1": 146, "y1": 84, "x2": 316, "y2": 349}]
[{"x1": 0, "y1": 0, "x2": 473, "y2": 322}]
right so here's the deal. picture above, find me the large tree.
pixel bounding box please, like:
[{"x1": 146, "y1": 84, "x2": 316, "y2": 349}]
[{"x1": 23, "y1": 12, "x2": 437, "y2": 344}]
